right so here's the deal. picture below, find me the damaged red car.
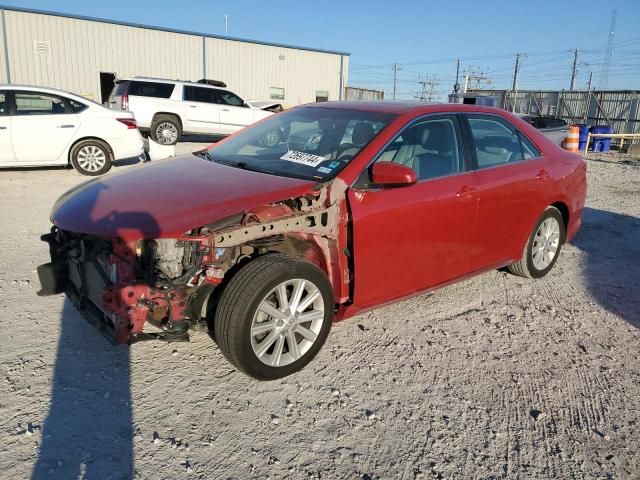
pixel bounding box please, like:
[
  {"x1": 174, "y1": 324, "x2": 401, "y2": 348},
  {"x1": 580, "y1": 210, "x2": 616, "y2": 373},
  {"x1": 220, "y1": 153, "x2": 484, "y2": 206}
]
[{"x1": 37, "y1": 102, "x2": 587, "y2": 380}]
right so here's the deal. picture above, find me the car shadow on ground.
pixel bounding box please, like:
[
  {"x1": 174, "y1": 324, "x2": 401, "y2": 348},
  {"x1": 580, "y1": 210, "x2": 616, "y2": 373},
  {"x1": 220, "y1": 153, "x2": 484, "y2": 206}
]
[
  {"x1": 32, "y1": 180, "x2": 163, "y2": 479},
  {"x1": 571, "y1": 206, "x2": 640, "y2": 328},
  {"x1": 32, "y1": 301, "x2": 134, "y2": 479}
]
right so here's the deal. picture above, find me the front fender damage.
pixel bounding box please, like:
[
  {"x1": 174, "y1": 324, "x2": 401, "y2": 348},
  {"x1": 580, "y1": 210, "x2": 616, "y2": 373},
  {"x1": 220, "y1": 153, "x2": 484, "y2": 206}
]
[{"x1": 41, "y1": 181, "x2": 350, "y2": 344}]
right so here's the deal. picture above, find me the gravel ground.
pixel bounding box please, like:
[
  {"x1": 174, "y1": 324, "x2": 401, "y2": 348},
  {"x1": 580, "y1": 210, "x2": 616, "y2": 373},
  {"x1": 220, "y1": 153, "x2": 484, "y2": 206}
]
[{"x1": 0, "y1": 144, "x2": 638, "y2": 480}]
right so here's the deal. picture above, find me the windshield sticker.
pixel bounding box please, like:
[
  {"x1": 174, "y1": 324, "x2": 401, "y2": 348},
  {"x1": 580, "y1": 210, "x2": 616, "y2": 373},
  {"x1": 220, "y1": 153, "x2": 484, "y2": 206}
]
[
  {"x1": 317, "y1": 166, "x2": 332, "y2": 174},
  {"x1": 329, "y1": 161, "x2": 340, "y2": 168},
  {"x1": 281, "y1": 150, "x2": 326, "y2": 167}
]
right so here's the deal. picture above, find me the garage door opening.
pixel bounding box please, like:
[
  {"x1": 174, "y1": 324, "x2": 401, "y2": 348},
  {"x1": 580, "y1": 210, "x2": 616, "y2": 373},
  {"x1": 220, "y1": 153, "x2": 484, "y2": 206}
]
[{"x1": 99, "y1": 72, "x2": 116, "y2": 104}]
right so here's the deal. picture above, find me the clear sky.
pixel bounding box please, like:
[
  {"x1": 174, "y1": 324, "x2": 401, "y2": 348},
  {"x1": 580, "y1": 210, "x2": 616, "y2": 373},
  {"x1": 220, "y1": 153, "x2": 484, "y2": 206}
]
[{"x1": 3, "y1": 0, "x2": 639, "y2": 99}]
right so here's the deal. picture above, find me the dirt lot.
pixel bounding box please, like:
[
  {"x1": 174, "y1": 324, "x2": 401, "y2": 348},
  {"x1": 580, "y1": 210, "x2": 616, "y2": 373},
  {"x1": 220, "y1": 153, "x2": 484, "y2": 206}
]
[{"x1": 0, "y1": 145, "x2": 638, "y2": 480}]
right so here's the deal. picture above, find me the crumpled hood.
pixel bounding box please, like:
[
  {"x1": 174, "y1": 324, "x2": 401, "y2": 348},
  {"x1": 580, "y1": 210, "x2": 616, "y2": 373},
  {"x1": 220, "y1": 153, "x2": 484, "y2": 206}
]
[{"x1": 51, "y1": 154, "x2": 316, "y2": 240}]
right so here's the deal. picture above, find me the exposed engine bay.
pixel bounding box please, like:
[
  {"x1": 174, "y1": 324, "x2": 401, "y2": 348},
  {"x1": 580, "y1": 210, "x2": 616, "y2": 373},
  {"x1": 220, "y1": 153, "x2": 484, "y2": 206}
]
[{"x1": 37, "y1": 184, "x2": 348, "y2": 344}]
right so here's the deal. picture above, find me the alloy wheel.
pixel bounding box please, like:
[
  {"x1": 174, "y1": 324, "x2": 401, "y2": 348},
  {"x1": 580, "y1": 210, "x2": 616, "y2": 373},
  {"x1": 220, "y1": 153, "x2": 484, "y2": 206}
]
[
  {"x1": 250, "y1": 278, "x2": 325, "y2": 367},
  {"x1": 532, "y1": 217, "x2": 561, "y2": 270},
  {"x1": 76, "y1": 145, "x2": 107, "y2": 172}
]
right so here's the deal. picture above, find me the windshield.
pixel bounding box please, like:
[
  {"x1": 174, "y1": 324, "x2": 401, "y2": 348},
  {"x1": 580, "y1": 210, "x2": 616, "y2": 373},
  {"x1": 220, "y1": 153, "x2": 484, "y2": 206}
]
[{"x1": 207, "y1": 107, "x2": 396, "y2": 181}]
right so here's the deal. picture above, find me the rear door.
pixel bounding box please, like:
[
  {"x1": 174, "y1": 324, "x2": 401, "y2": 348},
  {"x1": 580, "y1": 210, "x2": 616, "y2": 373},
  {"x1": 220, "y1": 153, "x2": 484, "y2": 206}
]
[
  {"x1": 215, "y1": 90, "x2": 254, "y2": 134},
  {"x1": 11, "y1": 91, "x2": 79, "y2": 164},
  {"x1": 0, "y1": 91, "x2": 14, "y2": 163},
  {"x1": 348, "y1": 114, "x2": 480, "y2": 309},
  {"x1": 463, "y1": 113, "x2": 551, "y2": 269},
  {"x1": 183, "y1": 85, "x2": 221, "y2": 133}
]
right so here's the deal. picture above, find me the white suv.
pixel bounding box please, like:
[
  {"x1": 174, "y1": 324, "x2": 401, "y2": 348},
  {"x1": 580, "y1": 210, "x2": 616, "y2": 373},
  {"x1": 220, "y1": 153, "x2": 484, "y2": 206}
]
[{"x1": 108, "y1": 77, "x2": 281, "y2": 145}]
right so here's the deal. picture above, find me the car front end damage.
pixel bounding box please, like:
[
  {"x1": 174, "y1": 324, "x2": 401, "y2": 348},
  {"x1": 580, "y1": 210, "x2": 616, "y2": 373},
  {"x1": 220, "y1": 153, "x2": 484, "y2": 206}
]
[{"x1": 37, "y1": 184, "x2": 349, "y2": 344}]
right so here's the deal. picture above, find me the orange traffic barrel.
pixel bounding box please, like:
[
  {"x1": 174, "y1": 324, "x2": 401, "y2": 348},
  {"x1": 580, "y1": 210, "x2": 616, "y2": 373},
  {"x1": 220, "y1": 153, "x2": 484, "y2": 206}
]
[{"x1": 563, "y1": 125, "x2": 579, "y2": 152}]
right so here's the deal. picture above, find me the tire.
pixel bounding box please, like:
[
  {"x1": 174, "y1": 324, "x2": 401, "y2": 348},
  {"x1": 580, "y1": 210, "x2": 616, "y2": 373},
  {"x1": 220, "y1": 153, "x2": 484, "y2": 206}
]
[
  {"x1": 508, "y1": 206, "x2": 566, "y2": 279},
  {"x1": 214, "y1": 254, "x2": 334, "y2": 380},
  {"x1": 70, "y1": 139, "x2": 112, "y2": 176},
  {"x1": 150, "y1": 114, "x2": 181, "y2": 145}
]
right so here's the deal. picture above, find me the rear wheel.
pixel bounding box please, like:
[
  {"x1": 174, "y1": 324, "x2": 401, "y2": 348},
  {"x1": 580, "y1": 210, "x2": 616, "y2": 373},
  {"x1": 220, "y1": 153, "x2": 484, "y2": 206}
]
[
  {"x1": 70, "y1": 139, "x2": 112, "y2": 176},
  {"x1": 508, "y1": 206, "x2": 565, "y2": 278},
  {"x1": 150, "y1": 115, "x2": 181, "y2": 145},
  {"x1": 214, "y1": 254, "x2": 334, "y2": 380}
]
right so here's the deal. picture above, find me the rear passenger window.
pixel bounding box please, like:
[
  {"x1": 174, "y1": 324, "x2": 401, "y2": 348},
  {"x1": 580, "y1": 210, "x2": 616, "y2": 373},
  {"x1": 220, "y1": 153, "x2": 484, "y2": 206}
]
[
  {"x1": 128, "y1": 81, "x2": 174, "y2": 99},
  {"x1": 183, "y1": 86, "x2": 216, "y2": 104},
  {"x1": 0, "y1": 93, "x2": 6, "y2": 115},
  {"x1": 67, "y1": 98, "x2": 87, "y2": 113},
  {"x1": 518, "y1": 133, "x2": 541, "y2": 159},
  {"x1": 468, "y1": 116, "x2": 524, "y2": 168}
]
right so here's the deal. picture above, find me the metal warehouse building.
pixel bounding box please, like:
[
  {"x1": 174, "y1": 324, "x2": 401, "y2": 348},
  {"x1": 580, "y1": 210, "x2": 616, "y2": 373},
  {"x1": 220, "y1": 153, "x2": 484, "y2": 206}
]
[{"x1": 0, "y1": 6, "x2": 349, "y2": 106}]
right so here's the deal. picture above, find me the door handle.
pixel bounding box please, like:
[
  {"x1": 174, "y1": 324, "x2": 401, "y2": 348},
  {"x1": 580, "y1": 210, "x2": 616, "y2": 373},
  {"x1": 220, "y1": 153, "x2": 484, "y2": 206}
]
[
  {"x1": 536, "y1": 169, "x2": 550, "y2": 180},
  {"x1": 456, "y1": 185, "x2": 477, "y2": 199},
  {"x1": 222, "y1": 108, "x2": 230, "y2": 112},
  {"x1": 189, "y1": 105, "x2": 197, "y2": 108},
  {"x1": 58, "y1": 124, "x2": 75, "y2": 128},
  {"x1": 0, "y1": 126, "x2": 6, "y2": 130}
]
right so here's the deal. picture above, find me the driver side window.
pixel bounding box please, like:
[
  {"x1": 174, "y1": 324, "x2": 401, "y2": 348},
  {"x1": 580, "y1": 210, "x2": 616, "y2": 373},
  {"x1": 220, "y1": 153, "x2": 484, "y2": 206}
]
[{"x1": 374, "y1": 116, "x2": 463, "y2": 181}]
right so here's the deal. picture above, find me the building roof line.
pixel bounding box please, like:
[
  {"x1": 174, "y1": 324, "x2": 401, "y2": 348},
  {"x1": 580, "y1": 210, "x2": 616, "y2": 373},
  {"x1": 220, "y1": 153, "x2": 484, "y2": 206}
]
[{"x1": 0, "y1": 4, "x2": 351, "y2": 56}]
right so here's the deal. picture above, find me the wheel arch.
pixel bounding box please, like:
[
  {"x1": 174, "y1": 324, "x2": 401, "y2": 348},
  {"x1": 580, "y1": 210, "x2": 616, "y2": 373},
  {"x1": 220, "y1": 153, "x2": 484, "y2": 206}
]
[
  {"x1": 152, "y1": 112, "x2": 183, "y2": 129},
  {"x1": 550, "y1": 200, "x2": 570, "y2": 233}
]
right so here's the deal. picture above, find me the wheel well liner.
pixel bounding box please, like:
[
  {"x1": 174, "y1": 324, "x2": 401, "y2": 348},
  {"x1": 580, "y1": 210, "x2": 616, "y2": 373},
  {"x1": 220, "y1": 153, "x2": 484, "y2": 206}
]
[{"x1": 550, "y1": 201, "x2": 570, "y2": 231}]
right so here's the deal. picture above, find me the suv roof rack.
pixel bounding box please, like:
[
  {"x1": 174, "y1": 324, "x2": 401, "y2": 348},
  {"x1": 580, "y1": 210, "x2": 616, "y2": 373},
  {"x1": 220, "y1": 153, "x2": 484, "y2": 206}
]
[{"x1": 197, "y1": 79, "x2": 227, "y2": 88}]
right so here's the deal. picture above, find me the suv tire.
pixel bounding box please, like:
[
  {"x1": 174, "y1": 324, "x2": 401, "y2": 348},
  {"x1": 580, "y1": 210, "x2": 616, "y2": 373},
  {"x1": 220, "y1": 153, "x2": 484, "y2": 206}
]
[{"x1": 151, "y1": 115, "x2": 181, "y2": 145}]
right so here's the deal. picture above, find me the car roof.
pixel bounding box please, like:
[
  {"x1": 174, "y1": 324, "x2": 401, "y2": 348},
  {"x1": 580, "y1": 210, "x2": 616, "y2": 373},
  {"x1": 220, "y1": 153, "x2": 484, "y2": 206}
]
[
  {"x1": 117, "y1": 76, "x2": 227, "y2": 90},
  {"x1": 0, "y1": 84, "x2": 96, "y2": 103},
  {"x1": 302, "y1": 101, "x2": 520, "y2": 117}
]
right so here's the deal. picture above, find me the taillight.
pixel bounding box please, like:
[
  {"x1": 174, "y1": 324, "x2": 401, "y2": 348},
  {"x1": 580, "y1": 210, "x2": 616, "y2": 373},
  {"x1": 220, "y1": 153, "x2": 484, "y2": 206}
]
[
  {"x1": 117, "y1": 118, "x2": 137, "y2": 129},
  {"x1": 121, "y1": 93, "x2": 129, "y2": 110}
]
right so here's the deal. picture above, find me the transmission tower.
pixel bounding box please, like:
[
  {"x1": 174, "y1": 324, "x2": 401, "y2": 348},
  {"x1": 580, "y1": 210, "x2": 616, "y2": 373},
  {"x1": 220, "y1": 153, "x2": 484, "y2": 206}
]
[
  {"x1": 599, "y1": 9, "x2": 617, "y2": 89},
  {"x1": 416, "y1": 75, "x2": 438, "y2": 102}
]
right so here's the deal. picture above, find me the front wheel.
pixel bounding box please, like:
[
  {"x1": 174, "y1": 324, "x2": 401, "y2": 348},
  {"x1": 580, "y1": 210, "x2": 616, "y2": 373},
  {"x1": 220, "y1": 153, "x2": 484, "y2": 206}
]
[
  {"x1": 508, "y1": 206, "x2": 565, "y2": 278},
  {"x1": 214, "y1": 254, "x2": 334, "y2": 380},
  {"x1": 70, "y1": 139, "x2": 112, "y2": 176}
]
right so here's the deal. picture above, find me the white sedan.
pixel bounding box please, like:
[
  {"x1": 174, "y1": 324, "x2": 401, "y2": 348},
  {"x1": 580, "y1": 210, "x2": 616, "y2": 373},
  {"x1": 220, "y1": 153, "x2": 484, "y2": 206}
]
[{"x1": 0, "y1": 85, "x2": 144, "y2": 175}]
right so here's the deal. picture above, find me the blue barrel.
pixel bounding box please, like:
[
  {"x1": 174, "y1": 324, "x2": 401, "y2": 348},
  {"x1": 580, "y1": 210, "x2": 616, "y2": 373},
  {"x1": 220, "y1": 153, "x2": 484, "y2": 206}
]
[
  {"x1": 591, "y1": 125, "x2": 614, "y2": 152},
  {"x1": 576, "y1": 124, "x2": 589, "y2": 151}
]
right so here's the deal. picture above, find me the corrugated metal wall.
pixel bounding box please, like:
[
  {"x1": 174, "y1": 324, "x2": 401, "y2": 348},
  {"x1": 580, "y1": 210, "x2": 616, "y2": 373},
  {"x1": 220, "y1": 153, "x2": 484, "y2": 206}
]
[
  {"x1": 204, "y1": 37, "x2": 346, "y2": 106},
  {"x1": 0, "y1": 10, "x2": 8, "y2": 84},
  {"x1": 1, "y1": 9, "x2": 347, "y2": 106},
  {"x1": 345, "y1": 86, "x2": 384, "y2": 101},
  {"x1": 470, "y1": 89, "x2": 640, "y2": 142}
]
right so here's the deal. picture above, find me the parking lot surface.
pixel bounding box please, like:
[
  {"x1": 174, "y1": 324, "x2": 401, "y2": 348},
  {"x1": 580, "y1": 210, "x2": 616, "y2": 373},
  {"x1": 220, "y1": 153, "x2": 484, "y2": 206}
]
[{"x1": 0, "y1": 147, "x2": 638, "y2": 479}]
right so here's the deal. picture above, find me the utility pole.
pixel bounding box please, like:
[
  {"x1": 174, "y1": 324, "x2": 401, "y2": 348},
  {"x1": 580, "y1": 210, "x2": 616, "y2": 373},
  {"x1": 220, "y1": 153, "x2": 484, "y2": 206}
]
[
  {"x1": 224, "y1": 15, "x2": 228, "y2": 35},
  {"x1": 587, "y1": 71, "x2": 593, "y2": 91},
  {"x1": 392, "y1": 63, "x2": 401, "y2": 100},
  {"x1": 511, "y1": 54, "x2": 521, "y2": 91},
  {"x1": 511, "y1": 54, "x2": 522, "y2": 113},
  {"x1": 584, "y1": 71, "x2": 593, "y2": 122},
  {"x1": 570, "y1": 48, "x2": 578, "y2": 91},
  {"x1": 453, "y1": 59, "x2": 461, "y2": 93}
]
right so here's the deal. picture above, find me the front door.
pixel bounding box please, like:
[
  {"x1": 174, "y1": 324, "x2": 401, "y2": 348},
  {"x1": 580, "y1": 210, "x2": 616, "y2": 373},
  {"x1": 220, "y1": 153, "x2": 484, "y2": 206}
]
[
  {"x1": 11, "y1": 91, "x2": 79, "y2": 164},
  {"x1": 0, "y1": 91, "x2": 14, "y2": 163},
  {"x1": 216, "y1": 90, "x2": 253, "y2": 134},
  {"x1": 182, "y1": 85, "x2": 221, "y2": 134},
  {"x1": 348, "y1": 115, "x2": 479, "y2": 309}
]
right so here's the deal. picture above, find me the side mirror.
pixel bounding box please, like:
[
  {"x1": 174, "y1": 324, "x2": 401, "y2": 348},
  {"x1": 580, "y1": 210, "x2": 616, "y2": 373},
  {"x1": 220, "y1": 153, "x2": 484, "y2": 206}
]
[{"x1": 371, "y1": 162, "x2": 417, "y2": 187}]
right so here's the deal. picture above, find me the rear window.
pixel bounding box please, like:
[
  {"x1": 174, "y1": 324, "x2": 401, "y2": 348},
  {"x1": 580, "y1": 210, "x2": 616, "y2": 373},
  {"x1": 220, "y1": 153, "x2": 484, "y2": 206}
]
[
  {"x1": 128, "y1": 81, "x2": 174, "y2": 99},
  {"x1": 112, "y1": 81, "x2": 129, "y2": 97}
]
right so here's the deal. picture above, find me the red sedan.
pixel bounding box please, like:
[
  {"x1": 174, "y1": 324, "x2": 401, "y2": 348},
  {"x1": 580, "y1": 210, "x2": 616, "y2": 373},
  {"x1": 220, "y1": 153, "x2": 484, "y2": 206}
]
[{"x1": 38, "y1": 102, "x2": 587, "y2": 380}]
